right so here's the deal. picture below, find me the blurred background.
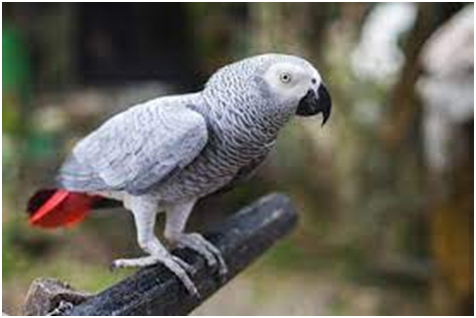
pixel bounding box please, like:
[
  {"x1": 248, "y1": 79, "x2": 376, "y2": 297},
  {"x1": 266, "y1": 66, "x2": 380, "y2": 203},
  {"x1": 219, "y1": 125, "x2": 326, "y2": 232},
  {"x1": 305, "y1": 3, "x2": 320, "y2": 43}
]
[{"x1": 2, "y1": 3, "x2": 473, "y2": 315}]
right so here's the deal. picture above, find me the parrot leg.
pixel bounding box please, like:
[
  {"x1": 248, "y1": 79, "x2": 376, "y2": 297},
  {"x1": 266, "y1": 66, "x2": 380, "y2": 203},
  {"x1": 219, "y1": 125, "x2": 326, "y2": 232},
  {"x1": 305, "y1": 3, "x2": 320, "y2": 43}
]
[
  {"x1": 111, "y1": 196, "x2": 198, "y2": 296},
  {"x1": 165, "y1": 201, "x2": 228, "y2": 277}
]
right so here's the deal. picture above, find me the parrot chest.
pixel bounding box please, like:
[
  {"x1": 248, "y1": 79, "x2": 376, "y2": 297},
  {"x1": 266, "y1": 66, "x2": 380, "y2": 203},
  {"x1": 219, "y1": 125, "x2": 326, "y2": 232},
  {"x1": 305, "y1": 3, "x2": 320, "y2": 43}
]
[
  {"x1": 155, "y1": 131, "x2": 271, "y2": 202},
  {"x1": 153, "y1": 108, "x2": 280, "y2": 202}
]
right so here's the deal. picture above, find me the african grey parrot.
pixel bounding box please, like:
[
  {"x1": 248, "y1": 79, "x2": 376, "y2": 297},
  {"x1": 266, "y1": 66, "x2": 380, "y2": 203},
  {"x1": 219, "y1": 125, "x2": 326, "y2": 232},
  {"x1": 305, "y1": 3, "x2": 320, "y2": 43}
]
[{"x1": 28, "y1": 54, "x2": 332, "y2": 295}]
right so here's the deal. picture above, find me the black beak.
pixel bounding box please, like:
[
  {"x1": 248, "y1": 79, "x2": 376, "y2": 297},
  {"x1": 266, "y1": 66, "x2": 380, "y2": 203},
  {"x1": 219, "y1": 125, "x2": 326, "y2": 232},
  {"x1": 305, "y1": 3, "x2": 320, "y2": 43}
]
[{"x1": 296, "y1": 85, "x2": 332, "y2": 126}]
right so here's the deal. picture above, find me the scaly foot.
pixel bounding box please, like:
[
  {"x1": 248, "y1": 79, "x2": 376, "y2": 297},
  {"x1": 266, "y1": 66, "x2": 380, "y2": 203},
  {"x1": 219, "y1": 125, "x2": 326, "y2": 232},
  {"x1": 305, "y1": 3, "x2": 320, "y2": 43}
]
[
  {"x1": 175, "y1": 233, "x2": 228, "y2": 277},
  {"x1": 110, "y1": 252, "x2": 198, "y2": 296}
]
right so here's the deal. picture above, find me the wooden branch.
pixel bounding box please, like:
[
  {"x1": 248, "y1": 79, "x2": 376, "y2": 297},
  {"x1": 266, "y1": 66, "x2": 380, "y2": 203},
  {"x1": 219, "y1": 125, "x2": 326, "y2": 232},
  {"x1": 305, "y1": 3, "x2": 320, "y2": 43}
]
[{"x1": 58, "y1": 193, "x2": 297, "y2": 316}]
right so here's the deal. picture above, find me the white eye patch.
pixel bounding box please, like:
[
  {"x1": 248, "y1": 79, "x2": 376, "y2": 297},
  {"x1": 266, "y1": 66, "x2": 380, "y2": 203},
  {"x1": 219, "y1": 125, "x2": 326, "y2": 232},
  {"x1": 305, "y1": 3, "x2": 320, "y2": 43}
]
[{"x1": 263, "y1": 62, "x2": 313, "y2": 100}]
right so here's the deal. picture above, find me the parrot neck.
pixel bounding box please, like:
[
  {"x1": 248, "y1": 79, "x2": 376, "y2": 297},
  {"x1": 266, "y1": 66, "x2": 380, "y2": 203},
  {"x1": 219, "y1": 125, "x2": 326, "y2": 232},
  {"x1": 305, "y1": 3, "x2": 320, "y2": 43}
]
[{"x1": 201, "y1": 92, "x2": 293, "y2": 152}]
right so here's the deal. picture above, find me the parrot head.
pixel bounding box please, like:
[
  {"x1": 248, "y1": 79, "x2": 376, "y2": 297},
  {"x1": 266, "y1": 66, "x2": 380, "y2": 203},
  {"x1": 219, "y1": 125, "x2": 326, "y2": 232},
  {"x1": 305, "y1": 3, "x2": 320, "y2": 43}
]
[
  {"x1": 260, "y1": 55, "x2": 332, "y2": 125},
  {"x1": 205, "y1": 54, "x2": 332, "y2": 126}
]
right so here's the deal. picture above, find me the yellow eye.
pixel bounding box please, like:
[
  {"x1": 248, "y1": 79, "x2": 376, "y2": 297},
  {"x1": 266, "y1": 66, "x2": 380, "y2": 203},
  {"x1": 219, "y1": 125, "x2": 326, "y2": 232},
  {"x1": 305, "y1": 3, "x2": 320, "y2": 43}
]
[{"x1": 279, "y1": 72, "x2": 292, "y2": 84}]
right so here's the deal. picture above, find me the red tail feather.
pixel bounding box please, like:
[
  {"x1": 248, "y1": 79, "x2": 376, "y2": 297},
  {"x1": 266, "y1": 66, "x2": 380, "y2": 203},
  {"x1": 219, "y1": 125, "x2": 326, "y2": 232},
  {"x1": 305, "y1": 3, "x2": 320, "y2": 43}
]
[{"x1": 28, "y1": 189, "x2": 95, "y2": 228}]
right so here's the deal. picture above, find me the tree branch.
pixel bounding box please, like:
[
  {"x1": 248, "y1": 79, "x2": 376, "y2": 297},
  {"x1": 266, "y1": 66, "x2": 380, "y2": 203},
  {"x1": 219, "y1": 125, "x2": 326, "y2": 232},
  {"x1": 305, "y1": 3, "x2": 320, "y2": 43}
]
[{"x1": 58, "y1": 193, "x2": 297, "y2": 316}]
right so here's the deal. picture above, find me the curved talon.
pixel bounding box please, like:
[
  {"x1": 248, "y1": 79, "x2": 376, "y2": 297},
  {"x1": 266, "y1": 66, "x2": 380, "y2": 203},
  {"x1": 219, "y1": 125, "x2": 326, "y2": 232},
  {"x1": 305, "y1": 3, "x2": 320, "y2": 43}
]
[
  {"x1": 161, "y1": 256, "x2": 199, "y2": 297},
  {"x1": 110, "y1": 262, "x2": 118, "y2": 272},
  {"x1": 172, "y1": 255, "x2": 195, "y2": 274},
  {"x1": 110, "y1": 259, "x2": 127, "y2": 270},
  {"x1": 178, "y1": 237, "x2": 217, "y2": 268},
  {"x1": 175, "y1": 233, "x2": 228, "y2": 278},
  {"x1": 197, "y1": 235, "x2": 228, "y2": 277}
]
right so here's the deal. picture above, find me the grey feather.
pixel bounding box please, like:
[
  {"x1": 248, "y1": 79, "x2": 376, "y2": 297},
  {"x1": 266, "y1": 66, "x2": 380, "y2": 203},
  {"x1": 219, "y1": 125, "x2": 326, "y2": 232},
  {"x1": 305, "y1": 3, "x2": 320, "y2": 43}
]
[
  {"x1": 50, "y1": 54, "x2": 327, "y2": 289},
  {"x1": 57, "y1": 155, "x2": 109, "y2": 190},
  {"x1": 210, "y1": 152, "x2": 270, "y2": 196},
  {"x1": 58, "y1": 93, "x2": 208, "y2": 195},
  {"x1": 57, "y1": 54, "x2": 323, "y2": 204}
]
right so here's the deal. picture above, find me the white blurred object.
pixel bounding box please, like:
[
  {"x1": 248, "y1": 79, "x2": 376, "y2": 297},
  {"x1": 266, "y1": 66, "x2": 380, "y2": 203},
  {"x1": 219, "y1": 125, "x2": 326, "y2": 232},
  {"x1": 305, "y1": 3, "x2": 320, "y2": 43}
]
[
  {"x1": 351, "y1": 3, "x2": 417, "y2": 83},
  {"x1": 421, "y1": 5, "x2": 474, "y2": 80},
  {"x1": 417, "y1": 5, "x2": 474, "y2": 172}
]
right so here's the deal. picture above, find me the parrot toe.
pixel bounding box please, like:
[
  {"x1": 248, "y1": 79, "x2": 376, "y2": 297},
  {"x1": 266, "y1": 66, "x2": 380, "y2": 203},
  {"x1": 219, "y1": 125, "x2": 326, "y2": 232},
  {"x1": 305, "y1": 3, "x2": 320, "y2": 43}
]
[
  {"x1": 109, "y1": 254, "x2": 199, "y2": 296},
  {"x1": 171, "y1": 255, "x2": 195, "y2": 274},
  {"x1": 175, "y1": 233, "x2": 228, "y2": 279}
]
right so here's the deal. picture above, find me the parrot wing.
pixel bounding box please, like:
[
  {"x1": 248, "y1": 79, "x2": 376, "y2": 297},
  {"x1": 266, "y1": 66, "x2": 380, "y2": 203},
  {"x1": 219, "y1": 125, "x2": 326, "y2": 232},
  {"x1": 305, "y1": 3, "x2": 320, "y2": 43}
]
[{"x1": 57, "y1": 95, "x2": 208, "y2": 195}]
